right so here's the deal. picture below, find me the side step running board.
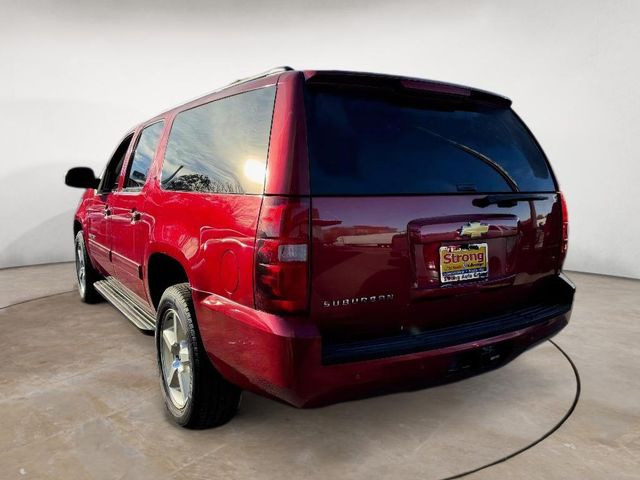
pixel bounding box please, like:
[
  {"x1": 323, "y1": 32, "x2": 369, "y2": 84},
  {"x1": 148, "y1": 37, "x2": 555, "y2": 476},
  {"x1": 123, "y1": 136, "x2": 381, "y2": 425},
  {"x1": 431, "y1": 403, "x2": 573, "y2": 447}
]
[{"x1": 94, "y1": 277, "x2": 156, "y2": 331}]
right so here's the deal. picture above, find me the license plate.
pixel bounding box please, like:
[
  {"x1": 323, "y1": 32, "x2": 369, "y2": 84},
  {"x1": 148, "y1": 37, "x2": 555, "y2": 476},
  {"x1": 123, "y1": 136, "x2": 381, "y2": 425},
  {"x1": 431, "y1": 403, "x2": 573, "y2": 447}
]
[{"x1": 440, "y1": 243, "x2": 488, "y2": 284}]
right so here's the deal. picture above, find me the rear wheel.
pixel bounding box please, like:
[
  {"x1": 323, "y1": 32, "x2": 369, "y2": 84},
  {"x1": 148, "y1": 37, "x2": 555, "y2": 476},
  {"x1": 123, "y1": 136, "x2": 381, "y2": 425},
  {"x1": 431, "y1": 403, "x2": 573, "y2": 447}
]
[
  {"x1": 74, "y1": 231, "x2": 102, "y2": 304},
  {"x1": 156, "y1": 283, "x2": 241, "y2": 428}
]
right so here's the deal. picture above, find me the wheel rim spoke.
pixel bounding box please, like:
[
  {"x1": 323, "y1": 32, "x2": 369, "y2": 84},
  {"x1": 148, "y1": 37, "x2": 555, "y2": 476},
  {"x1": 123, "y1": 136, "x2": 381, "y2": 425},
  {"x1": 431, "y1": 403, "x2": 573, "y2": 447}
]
[
  {"x1": 160, "y1": 307, "x2": 192, "y2": 408},
  {"x1": 173, "y1": 314, "x2": 179, "y2": 341},
  {"x1": 162, "y1": 327, "x2": 177, "y2": 351},
  {"x1": 178, "y1": 343, "x2": 190, "y2": 366},
  {"x1": 75, "y1": 242, "x2": 86, "y2": 294}
]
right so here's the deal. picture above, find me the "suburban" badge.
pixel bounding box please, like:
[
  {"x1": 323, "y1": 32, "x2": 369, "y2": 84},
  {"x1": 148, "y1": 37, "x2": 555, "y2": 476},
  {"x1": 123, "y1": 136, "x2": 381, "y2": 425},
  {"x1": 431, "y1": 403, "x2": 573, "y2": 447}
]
[{"x1": 322, "y1": 294, "x2": 394, "y2": 308}]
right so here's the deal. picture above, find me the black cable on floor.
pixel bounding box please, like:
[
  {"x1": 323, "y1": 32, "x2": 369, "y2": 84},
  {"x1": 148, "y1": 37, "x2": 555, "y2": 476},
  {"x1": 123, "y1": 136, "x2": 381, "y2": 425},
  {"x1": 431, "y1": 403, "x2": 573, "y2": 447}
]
[
  {"x1": 0, "y1": 290, "x2": 74, "y2": 311},
  {"x1": 439, "y1": 339, "x2": 582, "y2": 480}
]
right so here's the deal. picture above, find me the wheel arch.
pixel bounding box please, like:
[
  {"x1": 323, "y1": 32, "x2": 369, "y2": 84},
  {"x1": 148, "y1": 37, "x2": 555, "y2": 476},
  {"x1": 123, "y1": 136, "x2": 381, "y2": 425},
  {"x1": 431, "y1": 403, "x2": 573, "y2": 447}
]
[
  {"x1": 73, "y1": 218, "x2": 82, "y2": 237},
  {"x1": 146, "y1": 250, "x2": 191, "y2": 310}
]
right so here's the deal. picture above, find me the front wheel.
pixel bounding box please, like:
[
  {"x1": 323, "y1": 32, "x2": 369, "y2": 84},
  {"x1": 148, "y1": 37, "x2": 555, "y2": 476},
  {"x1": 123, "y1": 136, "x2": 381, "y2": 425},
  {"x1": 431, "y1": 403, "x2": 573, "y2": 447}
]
[
  {"x1": 74, "y1": 231, "x2": 102, "y2": 304},
  {"x1": 156, "y1": 283, "x2": 241, "y2": 428}
]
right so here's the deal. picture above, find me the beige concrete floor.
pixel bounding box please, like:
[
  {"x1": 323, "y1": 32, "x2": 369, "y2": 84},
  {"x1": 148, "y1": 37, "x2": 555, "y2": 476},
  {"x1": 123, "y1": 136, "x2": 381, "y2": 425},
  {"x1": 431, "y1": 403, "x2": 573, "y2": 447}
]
[
  {"x1": 0, "y1": 264, "x2": 638, "y2": 479},
  {"x1": 0, "y1": 262, "x2": 77, "y2": 308}
]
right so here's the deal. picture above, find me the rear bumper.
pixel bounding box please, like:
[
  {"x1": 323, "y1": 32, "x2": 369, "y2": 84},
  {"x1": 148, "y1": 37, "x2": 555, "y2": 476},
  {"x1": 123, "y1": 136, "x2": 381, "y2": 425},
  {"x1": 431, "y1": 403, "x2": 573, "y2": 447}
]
[{"x1": 194, "y1": 273, "x2": 575, "y2": 408}]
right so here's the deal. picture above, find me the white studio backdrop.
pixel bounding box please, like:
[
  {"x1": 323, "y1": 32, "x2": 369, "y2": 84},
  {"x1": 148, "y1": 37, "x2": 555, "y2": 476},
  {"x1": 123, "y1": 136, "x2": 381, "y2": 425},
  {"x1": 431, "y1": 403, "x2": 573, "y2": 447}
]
[{"x1": 1, "y1": 0, "x2": 639, "y2": 278}]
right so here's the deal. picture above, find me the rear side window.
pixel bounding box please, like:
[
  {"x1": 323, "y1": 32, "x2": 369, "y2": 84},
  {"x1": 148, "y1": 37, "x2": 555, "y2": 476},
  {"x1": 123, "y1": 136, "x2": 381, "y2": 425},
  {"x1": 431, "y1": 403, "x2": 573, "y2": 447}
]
[
  {"x1": 161, "y1": 86, "x2": 277, "y2": 194},
  {"x1": 305, "y1": 88, "x2": 556, "y2": 195},
  {"x1": 125, "y1": 121, "x2": 165, "y2": 190}
]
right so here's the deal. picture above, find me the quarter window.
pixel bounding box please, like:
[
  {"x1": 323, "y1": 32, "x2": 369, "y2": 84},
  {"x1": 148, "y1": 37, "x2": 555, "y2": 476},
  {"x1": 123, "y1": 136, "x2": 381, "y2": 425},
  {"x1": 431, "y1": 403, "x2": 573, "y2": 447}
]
[
  {"x1": 125, "y1": 121, "x2": 165, "y2": 190},
  {"x1": 161, "y1": 86, "x2": 276, "y2": 194}
]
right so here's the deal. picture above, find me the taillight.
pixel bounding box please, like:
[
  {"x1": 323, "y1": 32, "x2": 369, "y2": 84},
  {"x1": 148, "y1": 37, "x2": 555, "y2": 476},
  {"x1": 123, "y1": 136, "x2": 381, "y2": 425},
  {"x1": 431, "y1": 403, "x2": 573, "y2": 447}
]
[
  {"x1": 559, "y1": 192, "x2": 569, "y2": 260},
  {"x1": 254, "y1": 196, "x2": 310, "y2": 314}
]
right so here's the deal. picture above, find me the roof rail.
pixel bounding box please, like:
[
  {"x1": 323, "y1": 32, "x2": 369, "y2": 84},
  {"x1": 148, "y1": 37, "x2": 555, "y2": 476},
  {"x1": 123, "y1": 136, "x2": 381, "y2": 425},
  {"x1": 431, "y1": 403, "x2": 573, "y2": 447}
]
[
  {"x1": 226, "y1": 66, "x2": 294, "y2": 88},
  {"x1": 153, "y1": 66, "x2": 294, "y2": 119}
]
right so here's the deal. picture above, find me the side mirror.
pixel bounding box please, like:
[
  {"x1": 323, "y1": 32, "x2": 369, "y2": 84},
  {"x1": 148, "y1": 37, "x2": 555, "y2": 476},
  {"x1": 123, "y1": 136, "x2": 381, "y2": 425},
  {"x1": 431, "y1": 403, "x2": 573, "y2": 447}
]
[{"x1": 65, "y1": 167, "x2": 100, "y2": 189}]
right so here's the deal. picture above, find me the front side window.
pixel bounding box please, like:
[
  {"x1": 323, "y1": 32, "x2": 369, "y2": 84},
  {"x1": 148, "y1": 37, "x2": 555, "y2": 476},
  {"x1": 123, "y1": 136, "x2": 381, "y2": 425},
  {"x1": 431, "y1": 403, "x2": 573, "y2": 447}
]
[
  {"x1": 125, "y1": 121, "x2": 165, "y2": 190},
  {"x1": 161, "y1": 86, "x2": 277, "y2": 194},
  {"x1": 98, "y1": 134, "x2": 133, "y2": 194}
]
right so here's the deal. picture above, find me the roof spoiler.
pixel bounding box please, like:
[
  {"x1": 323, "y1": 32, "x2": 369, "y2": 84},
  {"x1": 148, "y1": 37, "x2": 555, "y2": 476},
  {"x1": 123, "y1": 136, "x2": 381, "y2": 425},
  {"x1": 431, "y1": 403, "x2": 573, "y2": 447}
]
[{"x1": 304, "y1": 70, "x2": 512, "y2": 108}]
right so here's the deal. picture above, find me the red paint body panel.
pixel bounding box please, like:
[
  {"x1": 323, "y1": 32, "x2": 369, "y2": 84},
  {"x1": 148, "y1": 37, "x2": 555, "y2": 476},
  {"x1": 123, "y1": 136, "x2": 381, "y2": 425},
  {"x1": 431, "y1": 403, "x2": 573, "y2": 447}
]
[
  {"x1": 109, "y1": 191, "x2": 148, "y2": 298},
  {"x1": 142, "y1": 188, "x2": 262, "y2": 307},
  {"x1": 84, "y1": 193, "x2": 113, "y2": 275},
  {"x1": 73, "y1": 68, "x2": 574, "y2": 408}
]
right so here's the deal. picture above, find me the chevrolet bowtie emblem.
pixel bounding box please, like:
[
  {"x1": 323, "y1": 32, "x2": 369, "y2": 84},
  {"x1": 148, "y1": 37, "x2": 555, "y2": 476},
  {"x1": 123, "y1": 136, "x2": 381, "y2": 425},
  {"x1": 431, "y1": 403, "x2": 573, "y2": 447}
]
[{"x1": 459, "y1": 222, "x2": 490, "y2": 238}]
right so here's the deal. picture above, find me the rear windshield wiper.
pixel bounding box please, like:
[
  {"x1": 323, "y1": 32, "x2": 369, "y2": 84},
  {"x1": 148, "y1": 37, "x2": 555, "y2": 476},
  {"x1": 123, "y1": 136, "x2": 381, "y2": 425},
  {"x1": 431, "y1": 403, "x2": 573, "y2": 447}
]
[
  {"x1": 414, "y1": 126, "x2": 520, "y2": 192},
  {"x1": 473, "y1": 193, "x2": 548, "y2": 208}
]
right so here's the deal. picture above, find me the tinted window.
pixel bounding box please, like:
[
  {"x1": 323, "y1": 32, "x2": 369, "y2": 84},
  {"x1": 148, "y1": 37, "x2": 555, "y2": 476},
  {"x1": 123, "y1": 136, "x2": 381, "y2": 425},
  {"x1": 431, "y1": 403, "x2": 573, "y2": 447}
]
[
  {"x1": 98, "y1": 134, "x2": 133, "y2": 193},
  {"x1": 125, "y1": 121, "x2": 164, "y2": 189},
  {"x1": 305, "y1": 88, "x2": 556, "y2": 195},
  {"x1": 161, "y1": 87, "x2": 277, "y2": 194}
]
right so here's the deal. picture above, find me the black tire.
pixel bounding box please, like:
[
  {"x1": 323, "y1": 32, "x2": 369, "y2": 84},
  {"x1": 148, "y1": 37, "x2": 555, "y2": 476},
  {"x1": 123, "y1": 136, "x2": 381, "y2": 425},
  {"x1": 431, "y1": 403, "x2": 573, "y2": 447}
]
[
  {"x1": 155, "y1": 283, "x2": 241, "y2": 428},
  {"x1": 74, "y1": 231, "x2": 102, "y2": 304}
]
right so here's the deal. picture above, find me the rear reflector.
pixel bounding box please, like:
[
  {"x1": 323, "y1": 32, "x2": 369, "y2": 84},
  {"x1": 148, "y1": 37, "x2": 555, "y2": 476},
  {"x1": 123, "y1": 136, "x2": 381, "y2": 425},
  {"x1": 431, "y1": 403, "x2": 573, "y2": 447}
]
[{"x1": 254, "y1": 197, "x2": 310, "y2": 314}]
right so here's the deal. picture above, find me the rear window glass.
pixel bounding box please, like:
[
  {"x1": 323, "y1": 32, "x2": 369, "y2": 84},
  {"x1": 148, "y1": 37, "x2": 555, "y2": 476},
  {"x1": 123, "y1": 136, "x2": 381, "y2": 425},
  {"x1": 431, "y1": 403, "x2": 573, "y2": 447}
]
[
  {"x1": 305, "y1": 87, "x2": 555, "y2": 195},
  {"x1": 161, "y1": 86, "x2": 276, "y2": 194}
]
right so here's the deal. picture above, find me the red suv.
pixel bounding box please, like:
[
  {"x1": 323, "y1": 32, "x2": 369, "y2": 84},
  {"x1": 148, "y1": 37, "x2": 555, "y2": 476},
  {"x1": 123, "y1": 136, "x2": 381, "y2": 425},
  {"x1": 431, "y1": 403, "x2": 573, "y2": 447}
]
[{"x1": 66, "y1": 67, "x2": 575, "y2": 428}]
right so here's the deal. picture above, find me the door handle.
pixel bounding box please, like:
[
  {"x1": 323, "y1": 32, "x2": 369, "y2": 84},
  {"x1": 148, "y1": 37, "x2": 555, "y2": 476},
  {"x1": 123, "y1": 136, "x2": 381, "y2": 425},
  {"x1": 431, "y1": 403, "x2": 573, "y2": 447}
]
[
  {"x1": 130, "y1": 209, "x2": 142, "y2": 223},
  {"x1": 103, "y1": 207, "x2": 111, "y2": 217}
]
